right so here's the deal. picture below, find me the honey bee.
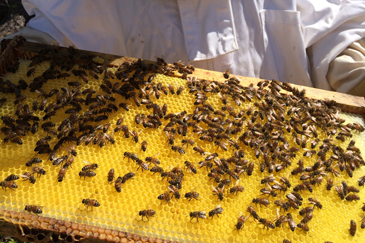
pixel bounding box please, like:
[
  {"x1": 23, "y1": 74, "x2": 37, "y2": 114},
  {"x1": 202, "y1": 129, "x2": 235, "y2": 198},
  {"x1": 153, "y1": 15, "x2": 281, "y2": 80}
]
[
  {"x1": 177, "y1": 86, "x2": 184, "y2": 95},
  {"x1": 130, "y1": 130, "x2": 141, "y2": 143},
  {"x1": 326, "y1": 178, "x2": 334, "y2": 190},
  {"x1": 224, "y1": 168, "x2": 238, "y2": 180},
  {"x1": 184, "y1": 190, "x2": 200, "y2": 201},
  {"x1": 171, "y1": 146, "x2": 185, "y2": 155},
  {"x1": 82, "y1": 161, "x2": 98, "y2": 171},
  {"x1": 311, "y1": 138, "x2": 320, "y2": 149},
  {"x1": 275, "y1": 200, "x2": 289, "y2": 212},
  {"x1": 167, "y1": 84, "x2": 175, "y2": 95},
  {"x1": 166, "y1": 132, "x2": 175, "y2": 145},
  {"x1": 0, "y1": 180, "x2": 18, "y2": 190},
  {"x1": 198, "y1": 161, "x2": 212, "y2": 171},
  {"x1": 252, "y1": 198, "x2": 270, "y2": 207},
  {"x1": 208, "y1": 172, "x2": 221, "y2": 183},
  {"x1": 124, "y1": 152, "x2": 139, "y2": 162},
  {"x1": 139, "y1": 209, "x2": 156, "y2": 221},
  {"x1": 335, "y1": 185, "x2": 345, "y2": 200},
  {"x1": 303, "y1": 149, "x2": 316, "y2": 157},
  {"x1": 184, "y1": 161, "x2": 197, "y2": 174},
  {"x1": 27, "y1": 68, "x2": 36, "y2": 77},
  {"x1": 121, "y1": 172, "x2": 135, "y2": 184},
  {"x1": 308, "y1": 197, "x2": 322, "y2": 209},
  {"x1": 79, "y1": 170, "x2": 96, "y2": 180},
  {"x1": 158, "y1": 191, "x2": 171, "y2": 203},
  {"x1": 352, "y1": 122, "x2": 365, "y2": 132},
  {"x1": 325, "y1": 167, "x2": 340, "y2": 177},
  {"x1": 297, "y1": 222, "x2": 309, "y2": 232},
  {"x1": 31, "y1": 166, "x2": 46, "y2": 177},
  {"x1": 223, "y1": 69, "x2": 230, "y2": 79},
  {"x1": 182, "y1": 138, "x2": 195, "y2": 147},
  {"x1": 168, "y1": 185, "x2": 181, "y2": 199},
  {"x1": 114, "y1": 176, "x2": 123, "y2": 192},
  {"x1": 299, "y1": 207, "x2": 314, "y2": 216},
  {"x1": 20, "y1": 172, "x2": 36, "y2": 184},
  {"x1": 25, "y1": 205, "x2": 42, "y2": 214},
  {"x1": 274, "y1": 209, "x2": 286, "y2": 227},
  {"x1": 121, "y1": 125, "x2": 130, "y2": 138},
  {"x1": 348, "y1": 219, "x2": 357, "y2": 236},
  {"x1": 310, "y1": 176, "x2": 324, "y2": 186},
  {"x1": 193, "y1": 146, "x2": 205, "y2": 156},
  {"x1": 145, "y1": 157, "x2": 160, "y2": 166},
  {"x1": 247, "y1": 206, "x2": 259, "y2": 220},
  {"x1": 4, "y1": 174, "x2": 19, "y2": 181},
  {"x1": 358, "y1": 176, "x2": 365, "y2": 186},
  {"x1": 208, "y1": 205, "x2": 224, "y2": 218},
  {"x1": 82, "y1": 198, "x2": 100, "y2": 210},
  {"x1": 214, "y1": 140, "x2": 227, "y2": 151},
  {"x1": 136, "y1": 159, "x2": 149, "y2": 171},
  {"x1": 107, "y1": 169, "x2": 115, "y2": 182},
  {"x1": 345, "y1": 194, "x2": 360, "y2": 201},
  {"x1": 286, "y1": 193, "x2": 302, "y2": 206},
  {"x1": 286, "y1": 213, "x2": 296, "y2": 231},
  {"x1": 293, "y1": 182, "x2": 312, "y2": 193},
  {"x1": 218, "y1": 178, "x2": 231, "y2": 188},
  {"x1": 279, "y1": 174, "x2": 291, "y2": 188},
  {"x1": 190, "y1": 211, "x2": 206, "y2": 222},
  {"x1": 57, "y1": 166, "x2": 68, "y2": 182},
  {"x1": 260, "y1": 186, "x2": 277, "y2": 197},
  {"x1": 261, "y1": 175, "x2": 275, "y2": 184},
  {"x1": 229, "y1": 180, "x2": 244, "y2": 195},
  {"x1": 360, "y1": 215, "x2": 365, "y2": 229},
  {"x1": 235, "y1": 214, "x2": 249, "y2": 231},
  {"x1": 291, "y1": 192, "x2": 303, "y2": 201},
  {"x1": 141, "y1": 140, "x2": 148, "y2": 152},
  {"x1": 200, "y1": 135, "x2": 213, "y2": 142},
  {"x1": 150, "y1": 165, "x2": 164, "y2": 175},
  {"x1": 259, "y1": 218, "x2": 275, "y2": 230},
  {"x1": 25, "y1": 158, "x2": 42, "y2": 167},
  {"x1": 212, "y1": 186, "x2": 225, "y2": 201},
  {"x1": 301, "y1": 211, "x2": 313, "y2": 224}
]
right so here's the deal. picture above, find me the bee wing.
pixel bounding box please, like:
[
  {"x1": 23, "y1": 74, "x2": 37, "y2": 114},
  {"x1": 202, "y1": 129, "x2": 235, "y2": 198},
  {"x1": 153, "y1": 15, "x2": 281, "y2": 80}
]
[
  {"x1": 168, "y1": 185, "x2": 175, "y2": 193},
  {"x1": 213, "y1": 157, "x2": 222, "y2": 166},
  {"x1": 212, "y1": 186, "x2": 218, "y2": 193},
  {"x1": 20, "y1": 174, "x2": 28, "y2": 179},
  {"x1": 235, "y1": 180, "x2": 240, "y2": 187},
  {"x1": 274, "y1": 179, "x2": 282, "y2": 184},
  {"x1": 83, "y1": 160, "x2": 90, "y2": 165}
]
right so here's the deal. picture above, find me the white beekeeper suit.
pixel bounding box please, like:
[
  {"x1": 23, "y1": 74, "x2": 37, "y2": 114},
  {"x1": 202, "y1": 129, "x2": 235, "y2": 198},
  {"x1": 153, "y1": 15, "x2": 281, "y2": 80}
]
[{"x1": 4, "y1": 0, "x2": 365, "y2": 95}]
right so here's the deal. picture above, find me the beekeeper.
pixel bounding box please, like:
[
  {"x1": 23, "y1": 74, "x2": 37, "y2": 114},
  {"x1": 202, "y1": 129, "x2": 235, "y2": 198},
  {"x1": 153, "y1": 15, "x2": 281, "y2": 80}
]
[{"x1": 4, "y1": 0, "x2": 365, "y2": 96}]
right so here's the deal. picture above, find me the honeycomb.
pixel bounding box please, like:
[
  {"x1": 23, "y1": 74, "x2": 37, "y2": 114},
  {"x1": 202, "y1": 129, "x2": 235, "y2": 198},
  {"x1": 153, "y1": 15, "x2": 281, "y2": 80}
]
[{"x1": 0, "y1": 54, "x2": 365, "y2": 243}]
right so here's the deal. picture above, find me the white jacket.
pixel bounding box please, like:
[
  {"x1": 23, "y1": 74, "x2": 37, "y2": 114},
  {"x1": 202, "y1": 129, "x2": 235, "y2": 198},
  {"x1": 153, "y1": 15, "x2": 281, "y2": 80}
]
[{"x1": 6, "y1": 0, "x2": 365, "y2": 93}]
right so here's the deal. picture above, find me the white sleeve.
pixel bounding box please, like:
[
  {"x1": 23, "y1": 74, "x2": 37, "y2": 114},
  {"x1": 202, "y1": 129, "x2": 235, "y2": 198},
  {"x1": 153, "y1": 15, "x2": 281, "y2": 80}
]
[
  {"x1": 327, "y1": 38, "x2": 365, "y2": 95},
  {"x1": 298, "y1": 0, "x2": 365, "y2": 91}
]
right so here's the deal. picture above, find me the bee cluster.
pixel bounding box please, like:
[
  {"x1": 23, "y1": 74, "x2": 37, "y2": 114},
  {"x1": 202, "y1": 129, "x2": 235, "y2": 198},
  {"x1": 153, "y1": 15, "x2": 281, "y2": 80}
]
[{"x1": 0, "y1": 40, "x2": 365, "y2": 242}]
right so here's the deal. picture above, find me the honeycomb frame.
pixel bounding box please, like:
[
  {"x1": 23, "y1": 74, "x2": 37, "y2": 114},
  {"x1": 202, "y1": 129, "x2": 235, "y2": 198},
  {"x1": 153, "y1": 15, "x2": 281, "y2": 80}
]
[{"x1": 0, "y1": 38, "x2": 365, "y2": 243}]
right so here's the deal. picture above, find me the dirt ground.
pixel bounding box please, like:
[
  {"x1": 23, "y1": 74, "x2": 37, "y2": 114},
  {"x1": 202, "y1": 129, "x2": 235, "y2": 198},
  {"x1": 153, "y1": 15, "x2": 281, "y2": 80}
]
[{"x1": 0, "y1": 0, "x2": 32, "y2": 38}]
